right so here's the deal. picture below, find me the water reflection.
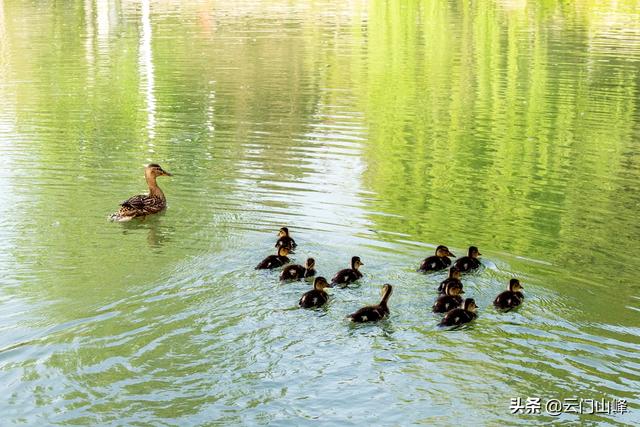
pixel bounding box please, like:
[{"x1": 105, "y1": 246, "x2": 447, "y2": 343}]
[
  {"x1": 96, "y1": 0, "x2": 110, "y2": 54},
  {"x1": 84, "y1": 0, "x2": 94, "y2": 86},
  {"x1": 139, "y1": 0, "x2": 156, "y2": 141}
]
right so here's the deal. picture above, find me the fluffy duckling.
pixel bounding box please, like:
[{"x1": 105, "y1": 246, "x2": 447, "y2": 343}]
[
  {"x1": 275, "y1": 227, "x2": 297, "y2": 252},
  {"x1": 433, "y1": 282, "x2": 464, "y2": 313},
  {"x1": 256, "y1": 247, "x2": 290, "y2": 270},
  {"x1": 437, "y1": 267, "x2": 463, "y2": 294},
  {"x1": 493, "y1": 279, "x2": 525, "y2": 310},
  {"x1": 299, "y1": 277, "x2": 332, "y2": 308},
  {"x1": 331, "y1": 256, "x2": 364, "y2": 287},
  {"x1": 280, "y1": 258, "x2": 316, "y2": 281},
  {"x1": 347, "y1": 284, "x2": 393, "y2": 323},
  {"x1": 418, "y1": 245, "x2": 455, "y2": 272},
  {"x1": 453, "y1": 246, "x2": 482, "y2": 272},
  {"x1": 439, "y1": 298, "x2": 478, "y2": 327},
  {"x1": 110, "y1": 163, "x2": 172, "y2": 221}
]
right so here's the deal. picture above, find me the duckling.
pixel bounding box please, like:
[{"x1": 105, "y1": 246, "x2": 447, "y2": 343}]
[
  {"x1": 331, "y1": 256, "x2": 364, "y2": 287},
  {"x1": 418, "y1": 245, "x2": 455, "y2": 272},
  {"x1": 437, "y1": 267, "x2": 463, "y2": 294},
  {"x1": 453, "y1": 246, "x2": 482, "y2": 272},
  {"x1": 299, "y1": 277, "x2": 332, "y2": 308},
  {"x1": 347, "y1": 284, "x2": 393, "y2": 323},
  {"x1": 110, "y1": 163, "x2": 172, "y2": 221},
  {"x1": 493, "y1": 279, "x2": 524, "y2": 310},
  {"x1": 433, "y1": 282, "x2": 464, "y2": 313},
  {"x1": 275, "y1": 227, "x2": 297, "y2": 252},
  {"x1": 255, "y1": 247, "x2": 290, "y2": 270},
  {"x1": 280, "y1": 257, "x2": 316, "y2": 281},
  {"x1": 439, "y1": 298, "x2": 478, "y2": 327}
]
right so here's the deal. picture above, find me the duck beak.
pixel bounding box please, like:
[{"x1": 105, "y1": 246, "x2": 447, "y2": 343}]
[
  {"x1": 163, "y1": 171, "x2": 173, "y2": 176},
  {"x1": 459, "y1": 290, "x2": 465, "y2": 294},
  {"x1": 449, "y1": 252, "x2": 456, "y2": 257}
]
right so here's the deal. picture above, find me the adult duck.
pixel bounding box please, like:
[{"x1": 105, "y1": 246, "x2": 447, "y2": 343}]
[{"x1": 110, "y1": 163, "x2": 172, "y2": 221}]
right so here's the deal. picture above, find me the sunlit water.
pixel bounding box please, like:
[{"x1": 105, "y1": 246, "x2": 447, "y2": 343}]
[{"x1": 1, "y1": 0, "x2": 639, "y2": 425}]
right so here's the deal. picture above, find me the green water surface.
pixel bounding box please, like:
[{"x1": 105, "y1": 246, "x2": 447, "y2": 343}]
[{"x1": 0, "y1": 0, "x2": 639, "y2": 425}]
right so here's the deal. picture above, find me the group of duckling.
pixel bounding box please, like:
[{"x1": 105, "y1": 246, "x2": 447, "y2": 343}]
[
  {"x1": 419, "y1": 245, "x2": 524, "y2": 326},
  {"x1": 257, "y1": 229, "x2": 524, "y2": 326},
  {"x1": 255, "y1": 228, "x2": 388, "y2": 322},
  {"x1": 110, "y1": 164, "x2": 524, "y2": 326}
]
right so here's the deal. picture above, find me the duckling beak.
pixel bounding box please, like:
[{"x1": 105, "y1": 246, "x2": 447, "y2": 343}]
[
  {"x1": 449, "y1": 252, "x2": 456, "y2": 257},
  {"x1": 459, "y1": 290, "x2": 465, "y2": 294}
]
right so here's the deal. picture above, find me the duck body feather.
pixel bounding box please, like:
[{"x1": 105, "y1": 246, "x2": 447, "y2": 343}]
[
  {"x1": 111, "y1": 194, "x2": 166, "y2": 221},
  {"x1": 256, "y1": 255, "x2": 290, "y2": 270},
  {"x1": 439, "y1": 308, "x2": 477, "y2": 327},
  {"x1": 280, "y1": 265, "x2": 315, "y2": 281},
  {"x1": 453, "y1": 256, "x2": 481, "y2": 272},
  {"x1": 331, "y1": 269, "x2": 362, "y2": 287},
  {"x1": 275, "y1": 236, "x2": 297, "y2": 251},
  {"x1": 418, "y1": 256, "x2": 451, "y2": 272},
  {"x1": 111, "y1": 164, "x2": 171, "y2": 221},
  {"x1": 437, "y1": 277, "x2": 463, "y2": 294},
  {"x1": 348, "y1": 304, "x2": 389, "y2": 323},
  {"x1": 433, "y1": 295, "x2": 463, "y2": 313},
  {"x1": 299, "y1": 289, "x2": 329, "y2": 308},
  {"x1": 493, "y1": 290, "x2": 524, "y2": 310}
]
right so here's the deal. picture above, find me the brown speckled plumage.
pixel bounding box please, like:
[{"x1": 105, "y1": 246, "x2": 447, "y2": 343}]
[{"x1": 111, "y1": 164, "x2": 172, "y2": 221}]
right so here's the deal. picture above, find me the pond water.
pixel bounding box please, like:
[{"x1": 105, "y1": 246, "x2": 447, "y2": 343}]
[{"x1": 1, "y1": 0, "x2": 639, "y2": 425}]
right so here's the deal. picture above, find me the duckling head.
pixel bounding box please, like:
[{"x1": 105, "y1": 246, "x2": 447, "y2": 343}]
[
  {"x1": 468, "y1": 246, "x2": 481, "y2": 258},
  {"x1": 436, "y1": 245, "x2": 455, "y2": 258},
  {"x1": 463, "y1": 298, "x2": 478, "y2": 312},
  {"x1": 509, "y1": 278, "x2": 524, "y2": 292},
  {"x1": 381, "y1": 283, "x2": 393, "y2": 301},
  {"x1": 278, "y1": 246, "x2": 290, "y2": 257},
  {"x1": 351, "y1": 256, "x2": 364, "y2": 270},
  {"x1": 448, "y1": 266, "x2": 461, "y2": 280},
  {"x1": 278, "y1": 227, "x2": 290, "y2": 238},
  {"x1": 444, "y1": 281, "x2": 463, "y2": 296},
  {"x1": 146, "y1": 163, "x2": 172, "y2": 178},
  {"x1": 313, "y1": 276, "x2": 332, "y2": 290},
  {"x1": 304, "y1": 257, "x2": 316, "y2": 269}
]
